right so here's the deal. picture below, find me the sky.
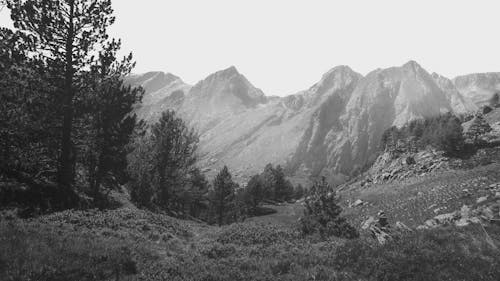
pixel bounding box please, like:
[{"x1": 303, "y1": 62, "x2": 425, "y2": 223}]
[{"x1": 1, "y1": 0, "x2": 499, "y2": 96}]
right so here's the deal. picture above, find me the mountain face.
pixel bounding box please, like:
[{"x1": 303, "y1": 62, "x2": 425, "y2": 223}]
[
  {"x1": 124, "y1": 71, "x2": 191, "y2": 120},
  {"x1": 129, "y1": 62, "x2": 483, "y2": 184},
  {"x1": 453, "y1": 73, "x2": 500, "y2": 107}
]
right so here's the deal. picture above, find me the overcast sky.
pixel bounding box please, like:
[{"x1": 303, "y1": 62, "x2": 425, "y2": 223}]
[{"x1": 1, "y1": 0, "x2": 499, "y2": 95}]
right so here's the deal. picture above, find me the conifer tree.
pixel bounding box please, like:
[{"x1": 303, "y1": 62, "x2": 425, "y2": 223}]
[
  {"x1": 8, "y1": 0, "x2": 116, "y2": 196},
  {"x1": 210, "y1": 166, "x2": 237, "y2": 226}
]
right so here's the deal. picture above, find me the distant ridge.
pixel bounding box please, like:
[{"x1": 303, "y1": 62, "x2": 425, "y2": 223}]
[{"x1": 127, "y1": 61, "x2": 495, "y2": 184}]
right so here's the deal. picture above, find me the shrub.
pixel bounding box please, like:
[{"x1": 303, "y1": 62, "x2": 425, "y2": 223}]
[{"x1": 299, "y1": 179, "x2": 358, "y2": 239}]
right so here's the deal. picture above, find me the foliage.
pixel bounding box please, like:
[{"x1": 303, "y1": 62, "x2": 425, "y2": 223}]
[
  {"x1": 128, "y1": 110, "x2": 200, "y2": 213},
  {"x1": 77, "y1": 39, "x2": 143, "y2": 201},
  {"x1": 380, "y1": 113, "x2": 465, "y2": 155},
  {"x1": 241, "y1": 175, "x2": 264, "y2": 214},
  {"x1": 209, "y1": 166, "x2": 238, "y2": 226},
  {"x1": 216, "y1": 222, "x2": 298, "y2": 246},
  {"x1": 8, "y1": 0, "x2": 117, "y2": 193},
  {"x1": 466, "y1": 114, "x2": 493, "y2": 144},
  {"x1": 1, "y1": 1, "x2": 143, "y2": 211},
  {"x1": 490, "y1": 92, "x2": 500, "y2": 107},
  {"x1": 293, "y1": 184, "x2": 305, "y2": 200},
  {"x1": 0, "y1": 222, "x2": 138, "y2": 281},
  {"x1": 300, "y1": 179, "x2": 358, "y2": 239},
  {"x1": 333, "y1": 225, "x2": 500, "y2": 281}
]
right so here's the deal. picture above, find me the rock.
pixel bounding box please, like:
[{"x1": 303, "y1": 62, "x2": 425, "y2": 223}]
[
  {"x1": 395, "y1": 221, "x2": 413, "y2": 232},
  {"x1": 352, "y1": 199, "x2": 365, "y2": 207},
  {"x1": 460, "y1": 205, "x2": 471, "y2": 219},
  {"x1": 480, "y1": 207, "x2": 495, "y2": 221},
  {"x1": 361, "y1": 216, "x2": 376, "y2": 230},
  {"x1": 495, "y1": 192, "x2": 500, "y2": 199},
  {"x1": 434, "y1": 212, "x2": 459, "y2": 225},
  {"x1": 405, "y1": 156, "x2": 416, "y2": 165},
  {"x1": 477, "y1": 196, "x2": 488, "y2": 204},
  {"x1": 433, "y1": 207, "x2": 446, "y2": 214}
]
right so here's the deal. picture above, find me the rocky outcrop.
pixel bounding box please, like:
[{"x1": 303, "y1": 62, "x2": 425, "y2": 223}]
[
  {"x1": 419, "y1": 182, "x2": 500, "y2": 229},
  {"x1": 362, "y1": 149, "x2": 449, "y2": 185}
]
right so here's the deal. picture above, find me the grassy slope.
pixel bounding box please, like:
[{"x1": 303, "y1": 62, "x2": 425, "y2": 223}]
[{"x1": 2, "y1": 149, "x2": 500, "y2": 280}]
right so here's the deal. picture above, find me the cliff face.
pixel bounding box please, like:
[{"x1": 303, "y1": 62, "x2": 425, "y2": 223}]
[
  {"x1": 129, "y1": 61, "x2": 479, "y2": 183},
  {"x1": 453, "y1": 72, "x2": 500, "y2": 107}
]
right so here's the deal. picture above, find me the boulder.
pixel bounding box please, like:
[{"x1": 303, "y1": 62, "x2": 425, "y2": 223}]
[
  {"x1": 352, "y1": 199, "x2": 365, "y2": 207},
  {"x1": 477, "y1": 196, "x2": 488, "y2": 204}
]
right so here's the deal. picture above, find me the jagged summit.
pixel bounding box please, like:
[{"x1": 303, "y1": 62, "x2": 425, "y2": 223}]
[{"x1": 402, "y1": 60, "x2": 423, "y2": 70}]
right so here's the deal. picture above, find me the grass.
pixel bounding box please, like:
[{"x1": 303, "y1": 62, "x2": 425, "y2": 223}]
[{"x1": 2, "y1": 208, "x2": 499, "y2": 281}]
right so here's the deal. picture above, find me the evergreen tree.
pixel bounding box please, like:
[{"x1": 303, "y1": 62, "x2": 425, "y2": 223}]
[
  {"x1": 8, "y1": 0, "x2": 116, "y2": 196},
  {"x1": 300, "y1": 179, "x2": 358, "y2": 239},
  {"x1": 78, "y1": 39, "x2": 143, "y2": 198},
  {"x1": 128, "y1": 110, "x2": 198, "y2": 210},
  {"x1": 294, "y1": 184, "x2": 305, "y2": 200},
  {"x1": 210, "y1": 166, "x2": 237, "y2": 226},
  {"x1": 243, "y1": 175, "x2": 264, "y2": 213},
  {"x1": 490, "y1": 92, "x2": 499, "y2": 107}
]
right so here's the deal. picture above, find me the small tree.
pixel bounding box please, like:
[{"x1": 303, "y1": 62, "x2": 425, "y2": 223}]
[
  {"x1": 242, "y1": 175, "x2": 264, "y2": 214},
  {"x1": 294, "y1": 184, "x2": 305, "y2": 200},
  {"x1": 300, "y1": 179, "x2": 358, "y2": 239},
  {"x1": 210, "y1": 166, "x2": 237, "y2": 226},
  {"x1": 490, "y1": 92, "x2": 499, "y2": 107},
  {"x1": 128, "y1": 110, "x2": 198, "y2": 210},
  {"x1": 466, "y1": 114, "x2": 492, "y2": 144}
]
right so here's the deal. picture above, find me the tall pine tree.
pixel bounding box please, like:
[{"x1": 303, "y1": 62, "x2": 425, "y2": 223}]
[
  {"x1": 8, "y1": 0, "x2": 115, "y2": 197},
  {"x1": 210, "y1": 166, "x2": 237, "y2": 226}
]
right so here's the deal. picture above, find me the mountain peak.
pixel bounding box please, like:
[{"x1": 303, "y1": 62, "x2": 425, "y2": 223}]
[
  {"x1": 216, "y1": 65, "x2": 240, "y2": 77},
  {"x1": 402, "y1": 60, "x2": 424, "y2": 72}
]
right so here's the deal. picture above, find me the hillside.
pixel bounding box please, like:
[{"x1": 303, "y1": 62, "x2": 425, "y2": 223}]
[
  {"x1": 128, "y1": 61, "x2": 495, "y2": 184},
  {"x1": 3, "y1": 145, "x2": 500, "y2": 280}
]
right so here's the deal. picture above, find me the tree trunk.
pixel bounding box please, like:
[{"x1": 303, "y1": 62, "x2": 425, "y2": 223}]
[{"x1": 58, "y1": 0, "x2": 75, "y2": 200}]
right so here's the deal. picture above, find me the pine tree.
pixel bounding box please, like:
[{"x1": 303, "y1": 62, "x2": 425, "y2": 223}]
[
  {"x1": 79, "y1": 39, "x2": 143, "y2": 198},
  {"x1": 8, "y1": 0, "x2": 116, "y2": 197},
  {"x1": 300, "y1": 179, "x2": 358, "y2": 239},
  {"x1": 243, "y1": 175, "x2": 264, "y2": 213},
  {"x1": 128, "y1": 110, "x2": 198, "y2": 210},
  {"x1": 490, "y1": 92, "x2": 499, "y2": 107},
  {"x1": 210, "y1": 166, "x2": 237, "y2": 226}
]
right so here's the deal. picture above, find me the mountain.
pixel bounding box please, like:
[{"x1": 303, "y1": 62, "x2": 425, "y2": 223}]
[
  {"x1": 128, "y1": 61, "x2": 481, "y2": 183},
  {"x1": 453, "y1": 72, "x2": 500, "y2": 107},
  {"x1": 124, "y1": 71, "x2": 191, "y2": 120}
]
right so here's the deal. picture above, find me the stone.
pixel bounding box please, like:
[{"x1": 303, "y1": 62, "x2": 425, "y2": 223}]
[
  {"x1": 361, "y1": 216, "x2": 376, "y2": 230},
  {"x1": 395, "y1": 221, "x2": 413, "y2": 231},
  {"x1": 352, "y1": 199, "x2": 365, "y2": 207},
  {"x1": 477, "y1": 196, "x2": 488, "y2": 204},
  {"x1": 460, "y1": 205, "x2": 471, "y2": 219}
]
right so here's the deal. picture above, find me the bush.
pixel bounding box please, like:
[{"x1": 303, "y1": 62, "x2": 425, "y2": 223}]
[{"x1": 299, "y1": 179, "x2": 358, "y2": 239}]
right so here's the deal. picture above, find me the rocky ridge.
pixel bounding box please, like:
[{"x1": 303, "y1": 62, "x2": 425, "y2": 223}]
[{"x1": 129, "y1": 62, "x2": 498, "y2": 183}]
